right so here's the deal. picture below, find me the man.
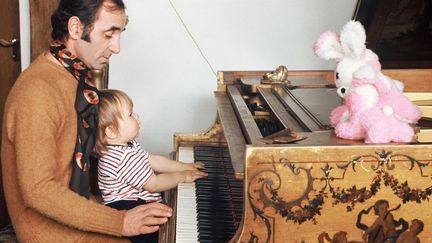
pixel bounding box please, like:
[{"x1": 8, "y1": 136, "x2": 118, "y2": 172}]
[{"x1": 1, "y1": 0, "x2": 172, "y2": 242}]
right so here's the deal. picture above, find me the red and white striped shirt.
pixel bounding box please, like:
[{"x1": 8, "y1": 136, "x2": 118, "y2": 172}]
[{"x1": 98, "y1": 140, "x2": 162, "y2": 204}]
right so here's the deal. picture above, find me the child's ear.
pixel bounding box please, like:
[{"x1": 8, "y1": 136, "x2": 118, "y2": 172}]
[{"x1": 105, "y1": 126, "x2": 118, "y2": 139}]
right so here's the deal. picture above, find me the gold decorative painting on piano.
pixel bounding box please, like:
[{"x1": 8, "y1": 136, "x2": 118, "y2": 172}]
[{"x1": 240, "y1": 145, "x2": 431, "y2": 242}]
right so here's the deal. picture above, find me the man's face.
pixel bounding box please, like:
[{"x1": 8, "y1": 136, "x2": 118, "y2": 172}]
[{"x1": 75, "y1": 3, "x2": 127, "y2": 69}]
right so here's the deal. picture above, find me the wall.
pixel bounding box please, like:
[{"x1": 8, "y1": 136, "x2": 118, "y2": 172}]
[
  {"x1": 19, "y1": 0, "x2": 31, "y2": 70},
  {"x1": 20, "y1": 0, "x2": 358, "y2": 155}
]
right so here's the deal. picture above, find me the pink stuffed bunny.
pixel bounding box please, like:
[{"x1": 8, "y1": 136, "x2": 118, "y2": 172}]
[{"x1": 314, "y1": 20, "x2": 421, "y2": 143}]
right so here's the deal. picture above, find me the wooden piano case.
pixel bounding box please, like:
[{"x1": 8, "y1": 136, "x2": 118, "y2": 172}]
[{"x1": 172, "y1": 68, "x2": 432, "y2": 243}]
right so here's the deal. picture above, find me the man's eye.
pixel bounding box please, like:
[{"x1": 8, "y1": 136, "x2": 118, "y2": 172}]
[{"x1": 104, "y1": 33, "x2": 113, "y2": 39}]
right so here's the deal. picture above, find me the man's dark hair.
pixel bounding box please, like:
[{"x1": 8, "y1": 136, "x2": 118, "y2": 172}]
[{"x1": 51, "y1": 0, "x2": 125, "y2": 42}]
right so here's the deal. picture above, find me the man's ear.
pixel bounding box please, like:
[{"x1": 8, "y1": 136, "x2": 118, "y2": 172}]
[
  {"x1": 105, "y1": 126, "x2": 118, "y2": 139},
  {"x1": 67, "y1": 16, "x2": 83, "y2": 40}
]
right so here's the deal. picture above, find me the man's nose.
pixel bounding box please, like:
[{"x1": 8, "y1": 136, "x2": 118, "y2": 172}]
[{"x1": 110, "y1": 37, "x2": 121, "y2": 54}]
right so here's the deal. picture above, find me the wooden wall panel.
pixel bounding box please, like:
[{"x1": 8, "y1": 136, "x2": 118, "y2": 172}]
[
  {"x1": 0, "y1": 0, "x2": 21, "y2": 229},
  {"x1": 29, "y1": 0, "x2": 59, "y2": 61}
]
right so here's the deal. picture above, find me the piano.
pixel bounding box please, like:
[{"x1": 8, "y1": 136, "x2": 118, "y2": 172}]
[
  {"x1": 160, "y1": 68, "x2": 432, "y2": 243},
  {"x1": 160, "y1": 1, "x2": 432, "y2": 241}
]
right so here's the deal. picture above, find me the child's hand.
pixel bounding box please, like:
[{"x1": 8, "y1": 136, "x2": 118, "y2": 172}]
[
  {"x1": 183, "y1": 170, "x2": 208, "y2": 183},
  {"x1": 182, "y1": 162, "x2": 205, "y2": 171},
  {"x1": 192, "y1": 162, "x2": 205, "y2": 169}
]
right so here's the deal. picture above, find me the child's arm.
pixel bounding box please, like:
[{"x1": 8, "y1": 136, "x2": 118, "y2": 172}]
[
  {"x1": 143, "y1": 170, "x2": 208, "y2": 192},
  {"x1": 149, "y1": 154, "x2": 204, "y2": 173}
]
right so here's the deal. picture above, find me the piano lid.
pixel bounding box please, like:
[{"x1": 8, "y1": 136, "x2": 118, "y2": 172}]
[{"x1": 354, "y1": 0, "x2": 432, "y2": 68}]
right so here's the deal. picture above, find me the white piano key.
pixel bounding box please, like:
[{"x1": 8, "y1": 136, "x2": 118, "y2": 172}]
[{"x1": 176, "y1": 147, "x2": 199, "y2": 243}]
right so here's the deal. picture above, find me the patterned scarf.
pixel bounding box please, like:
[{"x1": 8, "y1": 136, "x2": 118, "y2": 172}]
[{"x1": 50, "y1": 41, "x2": 99, "y2": 198}]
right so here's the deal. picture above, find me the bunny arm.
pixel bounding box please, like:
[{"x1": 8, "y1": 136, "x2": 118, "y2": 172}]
[
  {"x1": 330, "y1": 105, "x2": 349, "y2": 128},
  {"x1": 333, "y1": 85, "x2": 378, "y2": 140}
]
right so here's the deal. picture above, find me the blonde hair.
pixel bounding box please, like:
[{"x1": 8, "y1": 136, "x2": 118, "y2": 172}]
[{"x1": 95, "y1": 89, "x2": 133, "y2": 155}]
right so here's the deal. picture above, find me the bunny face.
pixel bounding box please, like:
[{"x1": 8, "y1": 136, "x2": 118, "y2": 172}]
[
  {"x1": 335, "y1": 52, "x2": 366, "y2": 86},
  {"x1": 335, "y1": 56, "x2": 365, "y2": 96},
  {"x1": 334, "y1": 49, "x2": 380, "y2": 97}
]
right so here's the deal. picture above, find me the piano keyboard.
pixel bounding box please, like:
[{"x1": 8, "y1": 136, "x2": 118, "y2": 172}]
[{"x1": 176, "y1": 146, "x2": 243, "y2": 243}]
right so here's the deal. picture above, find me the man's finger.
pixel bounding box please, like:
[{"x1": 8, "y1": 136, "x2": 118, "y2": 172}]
[
  {"x1": 145, "y1": 202, "x2": 172, "y2": 211},
  {"x1": 134, "y1": 202, "x2": 172, "y2": 215},
  {"x1": 139, "y1": 225, "x2": 160, "y2": 235},
  {"x1": 140, "y1": 214, "x2": 169, "y2": 226},
  {"x1": 142, "y1": 208, "x2": 172, "y2": 221}
]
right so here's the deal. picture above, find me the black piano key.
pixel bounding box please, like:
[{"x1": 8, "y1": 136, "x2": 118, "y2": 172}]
[{"x1": 193, "y1": 146, "x2": 244, "y2": 243}]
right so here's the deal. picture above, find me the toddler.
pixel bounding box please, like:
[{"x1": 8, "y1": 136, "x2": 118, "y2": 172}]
[{"x1": 95, "y1": 89, "x2": 207, "y2": 243}]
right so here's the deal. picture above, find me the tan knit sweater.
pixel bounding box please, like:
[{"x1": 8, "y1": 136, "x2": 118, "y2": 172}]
[{"x1": 1, "y1": 54, "x2": 129, "y2": 242}]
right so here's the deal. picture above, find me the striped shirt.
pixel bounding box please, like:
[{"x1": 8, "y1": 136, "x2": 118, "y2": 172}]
[{"x1": 98, "y1": 140, "x2": 162, "y2": 204}]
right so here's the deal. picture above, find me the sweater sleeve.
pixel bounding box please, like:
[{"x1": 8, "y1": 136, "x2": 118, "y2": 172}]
[{"x1": 4, "y1": 78, "x2": 125, "y2": 236}]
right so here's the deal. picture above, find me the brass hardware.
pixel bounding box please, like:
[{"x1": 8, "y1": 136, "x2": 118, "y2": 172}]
[
  {"x1": 91, "y1": 65, "x2": 109, "y2": 89},
  {"x1": 0, "y1": 38, "x2": 16, "y2": 47},
  {"x1": 91, "y1": 69, "x2": 104, "y2": 90},
  {"x1": 285, "y1": 83, "x2": 336, "y2": 90},
  {"x1": 258, "y1": 128, "x2": 307, "y2": 144},
  {"x1": 0, "y1": 37, "x2": 20, "y2": 61},
  {"x1": 262, "y1": 65, "x2": 289, "y2": 84}
]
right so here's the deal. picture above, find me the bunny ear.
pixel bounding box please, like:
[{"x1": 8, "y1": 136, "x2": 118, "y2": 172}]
[
  {"x1": 340, "y1": 20, "x2": 366, "y2": 58},
  {"x1": 314, "y1": 31, "x2": 344, "y2": 60}
]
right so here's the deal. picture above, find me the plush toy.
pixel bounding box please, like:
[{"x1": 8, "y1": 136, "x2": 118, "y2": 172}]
[{"x1": 313, "y1": 20, "x2": 421, "y2": 143}]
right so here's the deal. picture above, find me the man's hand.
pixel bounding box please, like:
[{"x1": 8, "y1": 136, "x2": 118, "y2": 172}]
[{"x1": 122, "y1": 202, "x2": 172, "y2": 236}]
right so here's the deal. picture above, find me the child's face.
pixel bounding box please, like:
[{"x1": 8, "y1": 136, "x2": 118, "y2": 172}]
[{"x1": 114, "y1": 100, "x2": 140, "y2": 144}]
